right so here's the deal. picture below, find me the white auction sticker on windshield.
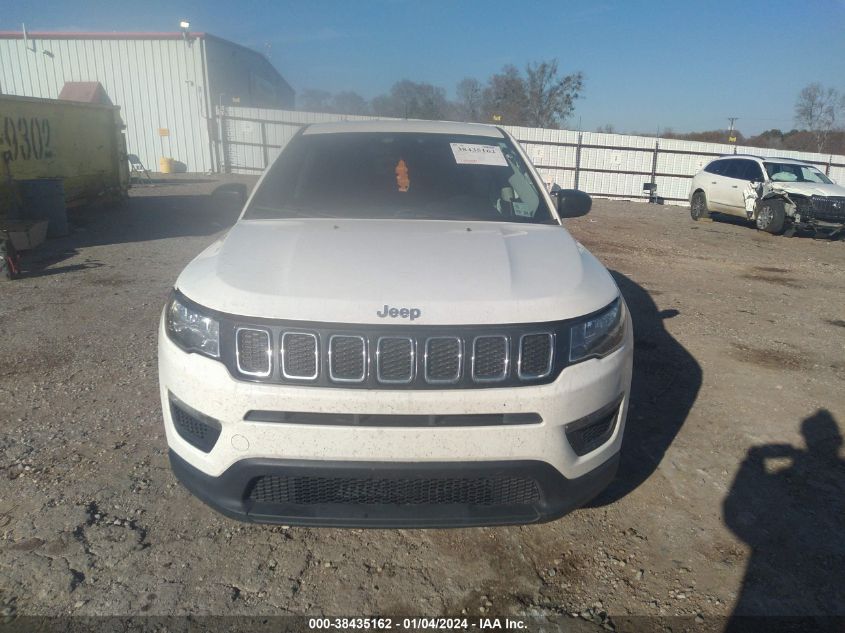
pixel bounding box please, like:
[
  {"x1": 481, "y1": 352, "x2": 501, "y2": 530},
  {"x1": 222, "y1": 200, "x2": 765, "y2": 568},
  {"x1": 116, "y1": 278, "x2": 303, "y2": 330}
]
[{"x1": 450, "y1": 143, "x2": 508, "y2": 166}]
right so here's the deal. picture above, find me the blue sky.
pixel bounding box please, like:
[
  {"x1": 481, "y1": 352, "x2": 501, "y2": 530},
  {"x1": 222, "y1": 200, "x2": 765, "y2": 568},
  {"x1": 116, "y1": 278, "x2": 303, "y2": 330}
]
[{"x1": 3, "y1": 0, "x2": 845, "y2": 134}]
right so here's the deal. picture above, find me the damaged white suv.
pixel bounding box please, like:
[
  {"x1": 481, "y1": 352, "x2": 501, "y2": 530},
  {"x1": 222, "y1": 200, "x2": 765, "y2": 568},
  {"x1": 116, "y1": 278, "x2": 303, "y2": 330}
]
[
  {"x1": 689, "y1": 155, "x2": 845, "y2": 237},
  {"x1": 158, "y1": 120, "x2": 633, "y2": 528}
]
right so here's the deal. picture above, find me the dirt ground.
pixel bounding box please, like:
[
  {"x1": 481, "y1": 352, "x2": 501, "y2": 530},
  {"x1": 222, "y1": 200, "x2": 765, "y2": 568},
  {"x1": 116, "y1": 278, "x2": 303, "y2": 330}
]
[{"x1": 1, "y1": 176, "x2": 843, "y2": 624}]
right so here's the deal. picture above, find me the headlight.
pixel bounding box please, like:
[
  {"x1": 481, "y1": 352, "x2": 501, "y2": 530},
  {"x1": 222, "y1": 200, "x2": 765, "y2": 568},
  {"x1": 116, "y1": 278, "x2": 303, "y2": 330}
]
[
  {"x1": 166, "y1": 295, "x2": 220, "y2": 358},
  {"x1": 569, "y1": 297, "x2": 626, "y2": 362}
]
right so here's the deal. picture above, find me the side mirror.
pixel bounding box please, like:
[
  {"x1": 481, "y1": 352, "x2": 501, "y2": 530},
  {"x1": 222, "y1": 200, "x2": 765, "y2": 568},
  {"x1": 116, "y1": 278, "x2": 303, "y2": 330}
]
[
  {"x1": 211, "y1": 182, "x2": 248, "y2": 211},
  {"x1": 556, "y1": 188, "x2": 592, "y2": 218}
]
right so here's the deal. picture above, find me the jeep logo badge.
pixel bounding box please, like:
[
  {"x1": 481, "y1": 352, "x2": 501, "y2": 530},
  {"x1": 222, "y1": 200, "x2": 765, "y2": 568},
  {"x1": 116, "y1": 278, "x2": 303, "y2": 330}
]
[{"x1": 377, "y1": 304, "x2": 421, "y2": 321}]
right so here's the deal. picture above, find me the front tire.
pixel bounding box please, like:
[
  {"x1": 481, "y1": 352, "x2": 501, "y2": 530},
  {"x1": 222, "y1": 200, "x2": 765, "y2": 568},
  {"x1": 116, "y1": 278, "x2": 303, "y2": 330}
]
[
  {"x1": 690, "y1": 191, "x2": 710, "y2": 221},
  {"x1": 756, "y1": 200, "x2": 786, "y2": 235},
  {"x1": 0, "y1": 239, "x2": 17, "y2": 281}
]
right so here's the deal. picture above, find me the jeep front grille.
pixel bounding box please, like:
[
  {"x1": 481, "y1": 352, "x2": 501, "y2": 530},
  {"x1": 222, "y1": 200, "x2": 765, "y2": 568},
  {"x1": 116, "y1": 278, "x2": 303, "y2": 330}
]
[
  {"x1": 281, "y1": 332, "x2": 318, "y2": 380},
  {"x1": 518, "y1": 333, "x2": 554, "y2": 379},
  {"x1": 425, "y1": 337, "x2": 462, "y2": 383},
  {"x1": 376, "y1": 337, "x2": 415, "y2": 383},
  {"x1": 472, "y1": 336, "x2": 509, "y2": 382},
  {"x1": 235, "y1": 328, "x2": 271, "y2": 377},
  {"x1": 229, "y1": 323, "x2": 557, "y2": 389},
  {"x1": 329, "y1": 335, "x2": 366, "y2": 382}
]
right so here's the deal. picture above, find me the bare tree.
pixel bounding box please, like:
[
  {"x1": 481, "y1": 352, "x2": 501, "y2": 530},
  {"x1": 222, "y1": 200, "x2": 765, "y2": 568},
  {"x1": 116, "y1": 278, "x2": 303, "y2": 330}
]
[
  {"x1": 477, "y1": 61, "x2": 584, "y2": 127},
  {"x1": 298, "y1": 89, "x2": 333, "y2": 113},
  {"x1": 596, "y1": 124, "x2": 616, "y2": 134},
  {"x1": 371, "y1": 80, "x2": 449, "y2": 120},
  {"x1": 456, "y1": 77, "x2": 483, "y2": 122},
  {"x1": 331, "y1": 91, "x2": 369, "y2": 115},
  {"x1": 794, "y1": 83, "x2": 840, "y2": 152},
  {"x1": 296, "y1": 61, "x2": 585, "y2": 127},
  {"x1": 481, "y1": 65, "x2": 528, "y2": 125},
  {"x1": 524, "y1": 60, "x2": 583, "y2": 128}
]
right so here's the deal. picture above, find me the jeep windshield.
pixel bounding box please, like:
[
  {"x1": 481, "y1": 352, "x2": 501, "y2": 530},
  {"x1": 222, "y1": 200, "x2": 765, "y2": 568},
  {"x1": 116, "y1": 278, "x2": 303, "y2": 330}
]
[
  {"x1": 244, "y1": 132, "x2": 556, "y2": 224},
  {"x1": 764, "y1": 162, "x2": 833, "y2": 184}
]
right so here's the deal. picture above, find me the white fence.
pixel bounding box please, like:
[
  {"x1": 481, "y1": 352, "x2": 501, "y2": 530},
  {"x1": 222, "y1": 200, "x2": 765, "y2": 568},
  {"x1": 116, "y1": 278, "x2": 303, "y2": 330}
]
[{"x1": 216, "y1": 107, "x2": 845, "y2": 206}]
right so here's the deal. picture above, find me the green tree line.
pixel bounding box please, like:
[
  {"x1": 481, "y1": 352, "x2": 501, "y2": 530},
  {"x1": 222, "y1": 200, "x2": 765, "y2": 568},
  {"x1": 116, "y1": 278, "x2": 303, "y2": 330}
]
[
  {"x1": 300, "y1": 74, "x2": 845, "y2": 156},
  {"x1": 297, "y1": 59, "x2": 584, "y2": 129}
]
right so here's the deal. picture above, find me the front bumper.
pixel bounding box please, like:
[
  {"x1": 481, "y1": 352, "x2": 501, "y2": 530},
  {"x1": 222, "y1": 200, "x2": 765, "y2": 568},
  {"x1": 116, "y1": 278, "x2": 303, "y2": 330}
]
[
  {"x1": 159, "y1": 311, "x2": 633, "y2": 526},
  {"x1": 169, "y1": 449, "x2": 620, "y2": 527},
  {"x1": 790, "y1": 196, "x2": 845, "y2": 231}
]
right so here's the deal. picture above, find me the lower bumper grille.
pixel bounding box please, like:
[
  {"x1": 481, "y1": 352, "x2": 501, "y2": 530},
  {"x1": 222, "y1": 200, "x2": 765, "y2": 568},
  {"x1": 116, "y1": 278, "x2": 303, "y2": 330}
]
[
  {"x1": 247, "y1": 474, "x2": 541, "y2": 506},
  {"x1": 170, "y1": 397, "x2": 221, "y2": 453},
  {"x1": 169, "y1": 450, "x2": 621, "y2": 527},
  {"x1": 566, "y1": 398, "x2": 623, "y2": 456}
]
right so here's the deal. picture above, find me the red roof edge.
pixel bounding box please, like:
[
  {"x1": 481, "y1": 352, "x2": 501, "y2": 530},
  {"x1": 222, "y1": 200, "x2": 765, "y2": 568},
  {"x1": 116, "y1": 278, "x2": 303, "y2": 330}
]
[{"x1": 0, "y1": 31, "x2": 207, "y2": 40}]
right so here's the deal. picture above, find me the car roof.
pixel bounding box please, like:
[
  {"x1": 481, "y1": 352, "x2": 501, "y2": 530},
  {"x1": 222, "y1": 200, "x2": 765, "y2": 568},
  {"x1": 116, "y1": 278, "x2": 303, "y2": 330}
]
[
  {"x1": 715, "y1": 154, "x2": 765, "y2": 160},
  {"x1": 763, "y1": 156, "x2": 815, "y2": 165},
  {"x1": 715, "y1": 154, "x2": 812, "y2": 166},
  {"x1": 302, "y1": 119, "x2": 505, "y2": 137}
]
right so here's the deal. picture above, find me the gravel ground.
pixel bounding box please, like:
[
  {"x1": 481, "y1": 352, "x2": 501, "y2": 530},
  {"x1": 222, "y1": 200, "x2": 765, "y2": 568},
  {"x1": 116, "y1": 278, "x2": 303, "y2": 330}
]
[{"x1": 1, "y1": 176, "x2": 843, "y2": 623}]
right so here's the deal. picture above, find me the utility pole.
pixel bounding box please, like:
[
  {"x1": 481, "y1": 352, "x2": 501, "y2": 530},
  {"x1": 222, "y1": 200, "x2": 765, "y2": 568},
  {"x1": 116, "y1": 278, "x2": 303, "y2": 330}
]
[{"x1": 727, "y1": 117, "x2": 738, "y2": 143}]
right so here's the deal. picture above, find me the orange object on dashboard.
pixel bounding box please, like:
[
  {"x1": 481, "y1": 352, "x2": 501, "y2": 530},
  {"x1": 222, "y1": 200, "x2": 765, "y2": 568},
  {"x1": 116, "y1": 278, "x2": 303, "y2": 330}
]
[{"x1": 395, "y1": 158, "x2": 410, "y2": 192}]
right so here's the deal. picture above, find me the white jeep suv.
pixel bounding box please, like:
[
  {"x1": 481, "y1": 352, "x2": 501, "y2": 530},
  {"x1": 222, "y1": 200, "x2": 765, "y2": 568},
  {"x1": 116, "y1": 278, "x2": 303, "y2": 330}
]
[
  {"x1": 158, "y1": 120, "x2": 633, "y2": 527},
  {"x1": 689, "y1": 154, "x2": 845, "y2": 237}
]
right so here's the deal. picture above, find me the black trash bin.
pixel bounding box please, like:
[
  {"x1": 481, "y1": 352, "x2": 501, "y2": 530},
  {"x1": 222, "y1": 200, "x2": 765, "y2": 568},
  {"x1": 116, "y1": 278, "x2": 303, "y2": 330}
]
[{"x1": 17, "y1": 178, "x2": 69, "y2": 238}]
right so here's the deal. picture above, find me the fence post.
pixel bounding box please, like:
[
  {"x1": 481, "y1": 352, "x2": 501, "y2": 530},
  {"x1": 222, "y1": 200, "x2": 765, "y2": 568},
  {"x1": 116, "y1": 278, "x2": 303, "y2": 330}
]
[
  {"x1": 260, "y1": 122, "x2": 269, "y2": 169},
  {"x1": 219, "y1": 105, "x2": 231, "y2": 174},
  {"x1": 207, "y1": 116, "x2": 221, "y2": 174},
  {"x1": 650, "y1": 141, "x2": 659, "y2": 203},
  {"x1": 827, "y1": 155, "x2": 832, "y2": 176},
  {"x1": 574, "y1": 132, "x2": 583, "y2": 190}
]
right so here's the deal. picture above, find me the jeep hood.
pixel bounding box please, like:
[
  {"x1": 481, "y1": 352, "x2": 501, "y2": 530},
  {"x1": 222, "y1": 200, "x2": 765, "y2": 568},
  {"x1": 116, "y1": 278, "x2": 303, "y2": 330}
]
[
  {"x1": 176, "y1": 219, "x2": 619, "y2": 325},
  {"x1": 768, "y1": 181, "x2": 845, "y2": 197}
]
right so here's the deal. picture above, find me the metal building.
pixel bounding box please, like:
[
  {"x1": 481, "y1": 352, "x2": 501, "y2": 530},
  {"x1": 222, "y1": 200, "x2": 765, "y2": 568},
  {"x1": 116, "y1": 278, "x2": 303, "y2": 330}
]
[{"x1": 0, "y1": 30, "x2": 295, "y2": 173}]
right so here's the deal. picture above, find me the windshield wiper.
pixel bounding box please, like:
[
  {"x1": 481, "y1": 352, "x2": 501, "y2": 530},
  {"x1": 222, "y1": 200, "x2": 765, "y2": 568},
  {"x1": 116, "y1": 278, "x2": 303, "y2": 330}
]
[{"x1": 248, "y1": 205, "x2": 340, "y2": 219}]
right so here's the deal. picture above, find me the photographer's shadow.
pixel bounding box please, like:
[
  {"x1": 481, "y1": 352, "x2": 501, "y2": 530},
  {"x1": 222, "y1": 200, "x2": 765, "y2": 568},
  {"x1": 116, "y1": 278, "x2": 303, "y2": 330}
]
[
  {"x1": 724, "y1": 410, "x2": 845, "y2": 618},
  {"x1": 589, "y1": 271, "x2": 702, "y2": 505}
]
